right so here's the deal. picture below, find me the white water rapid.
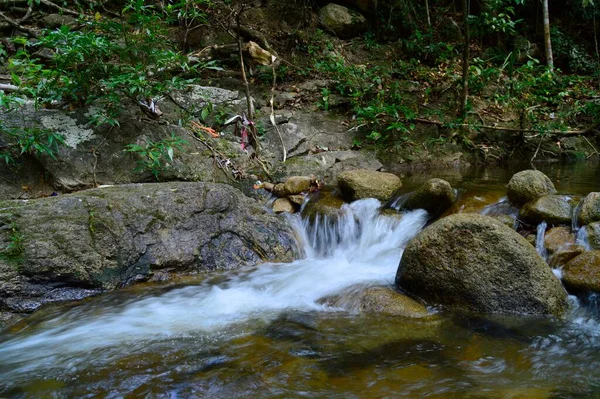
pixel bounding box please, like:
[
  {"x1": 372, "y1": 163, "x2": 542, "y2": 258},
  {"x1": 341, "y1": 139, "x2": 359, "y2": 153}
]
[{"x1": 0, "y1": 199, "x2": 428, "y2": 374}]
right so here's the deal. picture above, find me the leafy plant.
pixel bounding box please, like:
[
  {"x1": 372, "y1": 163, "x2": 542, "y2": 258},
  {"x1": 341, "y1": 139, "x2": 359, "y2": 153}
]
[
  {"x1": 124, "y1": 134, "x2": 187, "y2": 180},
  {"x1": 7, "y1": 0, "x2": 206, "y2": 126},
  {"x1": 0, "y1": 222, "x2": 25, "y2": 265}
]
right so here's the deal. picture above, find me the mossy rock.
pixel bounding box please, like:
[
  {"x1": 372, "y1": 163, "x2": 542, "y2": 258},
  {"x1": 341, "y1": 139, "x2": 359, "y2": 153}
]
[
  {"x1": 563, "y1": 251, "x2": 600, "y2": 294},
  {"x1": 519, "y1": 195, "x2": 573, "y2": 226},
  {"x1": 403, "y1": 178, "x2": 457, "y2": 218},
  {"x1": 397, "y1": 213, "x2": 568, "y2": 317},
  {"x1": 506, "y1": 170, "x2": 556, "y2": 206},
  {"x1": 338, "y1": 169, "x2": 402, "y2": 202},
  {"x1": 578, "y1": 192, "x2": 600, "y2": 226}
]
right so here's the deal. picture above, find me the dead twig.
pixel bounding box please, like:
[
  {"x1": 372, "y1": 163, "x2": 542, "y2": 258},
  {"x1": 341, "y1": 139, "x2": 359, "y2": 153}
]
[{"x1": 0, "y1": 10, "x2": 36, "y2": 36}]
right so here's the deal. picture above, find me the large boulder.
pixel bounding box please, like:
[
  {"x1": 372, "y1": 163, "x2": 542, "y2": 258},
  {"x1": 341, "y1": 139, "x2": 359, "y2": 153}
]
[
  {"x1": 519, "y1": 195, "x2": 573, "y2": 226},
  {"x1": 319, "y1": 3, "x2": 368, "y2": 39},
  {"x1": 0, "y1": 182, "x2": 299, "y2": 315},
  {"x1": 506, "y1": 170, "x2": 556, "y2": 206},
  {"x1": 396, "y1": 213, "x2": 568, "y2": 317},
  {"x1": 337, "y1": 169, "x2": 401, "y2": 201},
  {"x1": 562, "y1": 251, "x2": 600, "y2": 294},
  {"x1": 302, "y1": 193, "x2": 345, "y2": 221},
  {"x1": 403, "y1": 178, "x2": 457, "y2": 217},
  {"x1": 578, "y1": 192, "x2": 600, "y2": 226}
]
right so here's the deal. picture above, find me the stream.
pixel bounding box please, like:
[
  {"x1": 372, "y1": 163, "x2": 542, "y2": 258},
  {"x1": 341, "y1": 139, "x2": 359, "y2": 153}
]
[{"x1": 1, "y1": 162, "x2": 600, "y2": 398}]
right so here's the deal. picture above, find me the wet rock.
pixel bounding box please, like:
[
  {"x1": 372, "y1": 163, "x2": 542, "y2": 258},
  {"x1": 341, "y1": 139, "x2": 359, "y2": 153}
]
[
  {"x1": 506, "y1": 170, "x2": 556, "y2": 206},
  {"x1": 273, "y1": 198, "x2": 295, "y2": 213},
  {"x1": 578, "y1": 192, "x2": 600, "y2": 226},
  {"x1": 563, "y1": 251, "x2": 600, "y2": 294},
  {"x1": 519, "y1": 195, "x2": 573, "y2": 226},
  {"x1": 283, "y1": 176, "x2": 312, "y2": 195},
  {"x1": 355, "y1": 286, "x2": 433, "y2": 318},
  {"x1": 272, "y1": 183, "x2": 286, "y2": 197},
  {"x1": 549, "y1": 245, "x2": 586, "y2": 268},
  {"x1": 338, "y1": 169, "x2": 401, "y2": 202},
  {"x1": 302, "y1": 193, "x2": 345, "y2": 221},
  {"x1": 403, "y1": 178, "x2": 457, "y2": 218},
  {"x1": 587, "y1": 222, "x2": 600, "y2": 250},
  {"x1": 544, "y1": 226, "x2": 575, "y2": 254},
  {"x1": 0, "y1": 182, "x2": 299, "y2": 315},
  {"x1": 288, "y1": 195, "x2": 305, "y2": 205},
  {"x1": 321, "y1": 285, "x2": 434, "y2": 318},
  {"x1": 319, "y1": 3, "x2": 367, "y2": 39},
  {"x1": 396, "y1": 213, "x2": 568, "y2": 317}
]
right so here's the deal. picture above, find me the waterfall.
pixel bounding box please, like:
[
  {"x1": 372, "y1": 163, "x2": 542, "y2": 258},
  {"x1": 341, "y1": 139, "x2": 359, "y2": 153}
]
[{"x1": 0, "y1": 199, "x2": 428, "y2": 373}]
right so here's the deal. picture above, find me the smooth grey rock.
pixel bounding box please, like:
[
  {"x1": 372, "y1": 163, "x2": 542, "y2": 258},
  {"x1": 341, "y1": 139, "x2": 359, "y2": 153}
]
[
  {"x1": 319, "y1": 3, "x2": 367, "y2": 39},
  {"x1": 519, "y1": 195, "x2": 573, "y2": 225}
]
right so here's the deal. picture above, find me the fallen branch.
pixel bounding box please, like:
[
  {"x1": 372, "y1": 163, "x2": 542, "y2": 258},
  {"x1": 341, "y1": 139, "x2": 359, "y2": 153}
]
[
  {"x1": 39, "y1": 0, "x2": 80, "y2": 16},
  {"x1": 0, "y1": 10, "x2": 36, "y2": 36},
  {"x1": 0, "y1": 83, "x2": 18, "y2": 92}
]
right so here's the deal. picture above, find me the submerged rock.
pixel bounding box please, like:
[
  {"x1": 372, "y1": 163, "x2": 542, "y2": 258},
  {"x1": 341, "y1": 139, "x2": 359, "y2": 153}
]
[
  {"x1": 506, "y1": 170, "x2": 556, "y2": 206},
  {"x1": 578, "y1": 192, "x2": 600, "y2": 226},
  {"x1": 396, "y1": 213, "x2": 568, "y2": 317},
  {"x1": 0, "y1": 182, "x2": 299, "y2": 315},
  {"x1": 403, "y1": 178, "x2": 457, "y2": 217},
  {"x1": 519, "y1": 195, "x2": 573, "y2": 226},
  {"x1": 337, "y1": 169, "x2": 401, "y2": 202},
  {"x1": 321, "y1": 285, "x2": 434, "y2": 319},
  {"x1": 563, "y1": 251, "x2": 600, "y2": 294}
]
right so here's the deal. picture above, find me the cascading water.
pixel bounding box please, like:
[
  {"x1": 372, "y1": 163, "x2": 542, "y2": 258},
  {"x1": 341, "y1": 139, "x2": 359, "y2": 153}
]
[
  {"x1": 535, "y1": 221, "x2": 548, "y2": 260},
  {"x1": 572, "y1": 199, "x2": 591, "y2": 250},
  {"x1": 0, "y1": 199, "x2": 428, "y2": 382}
]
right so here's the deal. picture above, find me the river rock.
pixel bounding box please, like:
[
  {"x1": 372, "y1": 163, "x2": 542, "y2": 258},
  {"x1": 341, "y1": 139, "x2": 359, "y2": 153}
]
[
  {"x1": 544, "y1": 226, "x2": 575, "y2": 254},
  {"x1": 506, "y1": 170, "x2": 556, "y2": 206},
  {"x1": 319, "y1": 3, "x2": 367, "y2": 39},
  {"x1": 403, "y1": 178, "x2": 457, "y2": 217},
  {"x1": 0, "y1": 182, "x2": 299, "y2": 315},
  {"x1": 396, "y1": 213, "x2": 568, "y2": 316},
  {"x1": 586, "y1": 222, "x2": 600, "y2": 250},
  {"x1": 578, "y1": 192, "x2": 600, "y2": 226},
  {"x1": 338, "y1": 169, "x2": 401, "y2": 202},
  {"x1": 562, "y1": 251, "x2": 600, "y2": 293},
  {"x1": 302, "y1": 193, "x2": 345, "y2": 221},
  {"x1": 519, "y1": 195, "x2": 573, "y2": 226},
  {"x1": 322, "y1": 285, "x2": 433, "y2": 318},
  {"x1": 549, "y1": 245, "x2": 586, "y2": 268},
  {"x1": 283, "y1": 176, "x2": 312, "y2": 195},
  {"x1": 273, "y1": 198, "x2": 296, "y2": 213}
]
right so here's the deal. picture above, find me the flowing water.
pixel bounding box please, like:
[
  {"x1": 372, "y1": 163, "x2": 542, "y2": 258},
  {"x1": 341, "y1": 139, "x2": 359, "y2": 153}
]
[{"x1": 1, "y1": 162, "x2": 600, "y2": 398}]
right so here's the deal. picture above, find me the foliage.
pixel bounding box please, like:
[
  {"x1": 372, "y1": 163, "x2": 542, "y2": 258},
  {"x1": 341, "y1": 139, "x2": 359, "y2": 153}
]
[
  {"x1": 6, "y1": 0, "x2": 213, "y2": 127},
  {"x1": 0, "y1": 122, "x2": 65, "y2": 164},
  {"x1": 124, "y1": 134, "x2": 187, "y2": 180},
  {"x1": 0, "y1": 222, "x2": 25, "y2": 266},
  {"x1": 550, "y1": 26, "x2": 598, "y2": 74}
]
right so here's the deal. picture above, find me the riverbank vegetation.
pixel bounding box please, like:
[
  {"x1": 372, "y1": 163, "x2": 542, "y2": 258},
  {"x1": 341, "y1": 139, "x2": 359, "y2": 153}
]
[{"x1": 1, "y1": 0, "x2": 599, "y2": 173}]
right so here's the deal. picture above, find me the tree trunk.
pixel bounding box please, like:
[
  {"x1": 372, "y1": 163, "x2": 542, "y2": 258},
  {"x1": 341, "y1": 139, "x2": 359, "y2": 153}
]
[
  {"x1": 459, "y1": 0, "x2": 470, "y2": 118},
  {"x1": 542, "y1": 0, "x2": 553, "y2": 71},
  {"x1": 425, "y1": 0, "x2": 431, "y2": 29}
]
